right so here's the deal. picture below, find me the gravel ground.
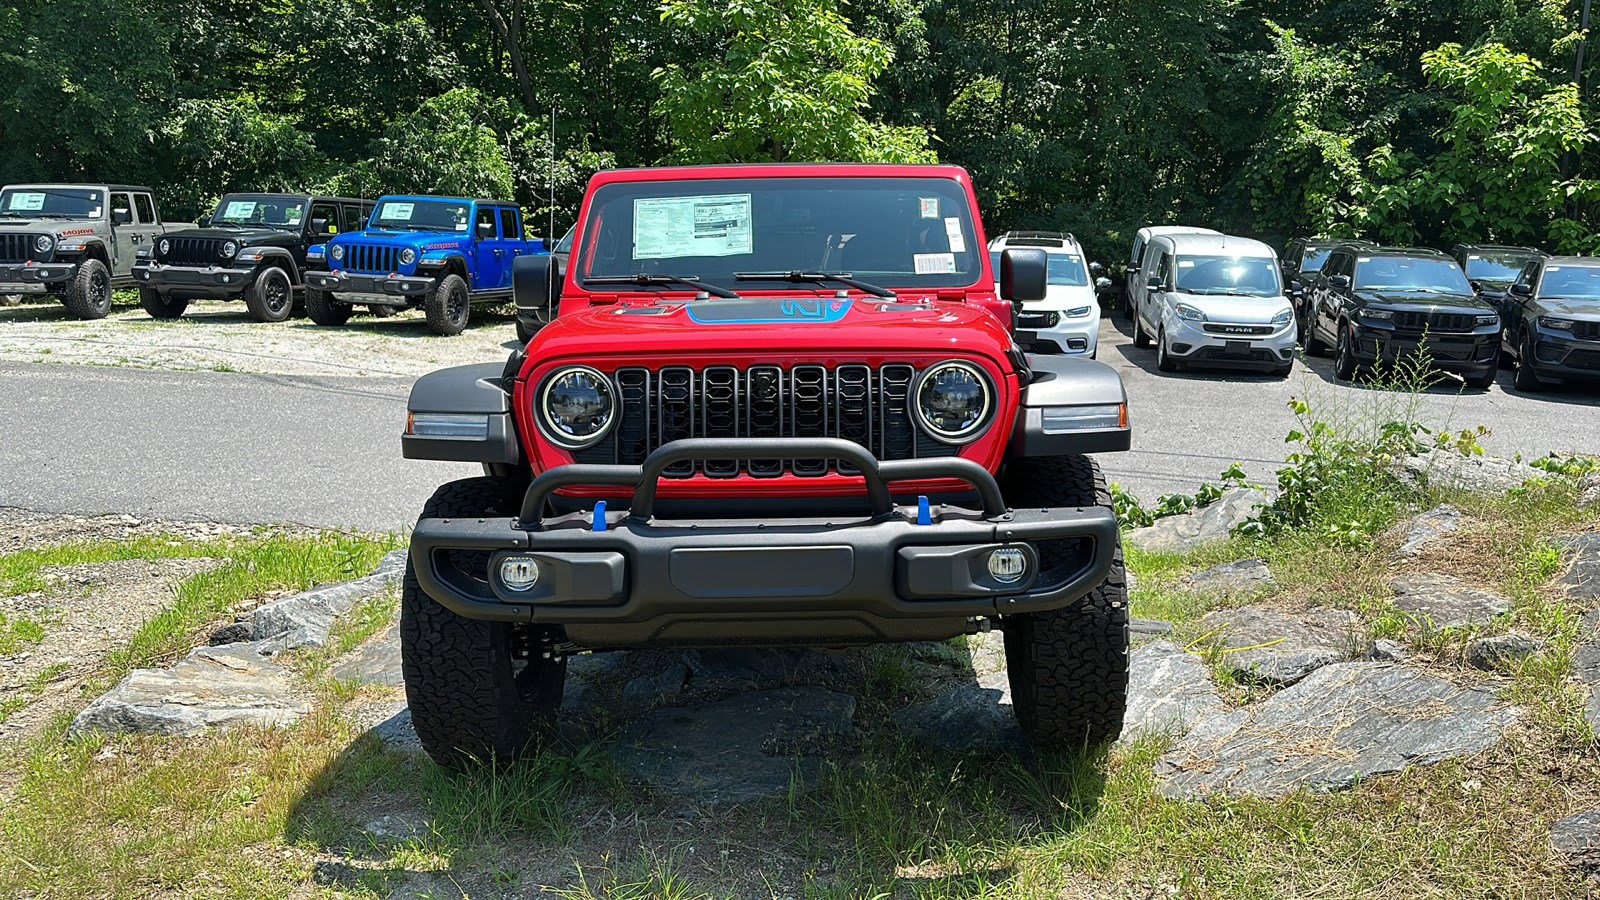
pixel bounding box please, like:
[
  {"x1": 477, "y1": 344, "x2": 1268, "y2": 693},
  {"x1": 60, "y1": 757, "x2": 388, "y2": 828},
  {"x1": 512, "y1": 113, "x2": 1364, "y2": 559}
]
[{"x1": 0, "y1": 295, "x2": 516, "y2": 377}]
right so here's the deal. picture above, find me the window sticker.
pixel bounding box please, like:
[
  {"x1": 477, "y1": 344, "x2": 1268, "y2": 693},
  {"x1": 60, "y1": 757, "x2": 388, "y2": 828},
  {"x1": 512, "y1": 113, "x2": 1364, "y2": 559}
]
[
  {"x1": 633, "y1": 193, "x2": 753, "y2": 259},
  {"x1": 1468, "y1": 255, "x2": 1481, "y2": 260},
  {"x1": 1178, "y1": 259, "x2": 1196, "y2": 268},
  {"x1": 1358, "y1": 256, "x2": 1372, "y2": 263},
  {"x1": 7, "y1": 192, "x2": 44, "y2": 211},
  {"x1": 1548, "y1": 266, "x2": 1562, "y2": 272},
  {"x1": 913, "y1": 252, "x2": 957, "y2": 275},
  {"x1": 222, "y1": 201, "x2": 257, "y2": 219},
  {"x1": 384, "y1": 202, "x2": 416, "y2": 221},
  {"x1": 920, "y1": 197, "x2": 939, "y2": 219},
  {"x1": 943, "y1": 217, "x2": 966, "y2": 253}
]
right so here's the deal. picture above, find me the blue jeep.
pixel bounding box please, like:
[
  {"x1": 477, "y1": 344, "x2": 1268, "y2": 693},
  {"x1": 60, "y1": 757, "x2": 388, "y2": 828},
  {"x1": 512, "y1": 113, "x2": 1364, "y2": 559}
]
[{"x1": 305, "y1": 195, "x2": 547, "y2": 335}]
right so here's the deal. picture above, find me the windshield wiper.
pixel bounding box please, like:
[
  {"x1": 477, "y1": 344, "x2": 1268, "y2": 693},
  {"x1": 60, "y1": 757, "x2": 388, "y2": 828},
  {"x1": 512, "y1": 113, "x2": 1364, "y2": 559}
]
[
  {"x1": 734, "y1": 270, "x2": 894, "y2": 298},
  {"x1": 585, "y1": 273, "x2": 740, "y2": 299}
]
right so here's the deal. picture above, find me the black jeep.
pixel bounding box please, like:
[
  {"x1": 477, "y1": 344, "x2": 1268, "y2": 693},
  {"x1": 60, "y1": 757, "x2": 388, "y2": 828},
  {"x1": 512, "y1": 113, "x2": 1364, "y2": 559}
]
[
  {"x1": 1501, "y1": 256, "x2": 1600, "y2": 392},
  {"x1": 1279, "y1": 237, "x2": 1374, "y2": 324},
  {"x1": 1449, "y1": 243, "x2": 1547, "y2": 306},
  {"x1": 133, "y1": 193, "x2": 373, "y2": 322},
  {"x1": 1304, "y1": 245, "x2": 1501, "y2": 389}
]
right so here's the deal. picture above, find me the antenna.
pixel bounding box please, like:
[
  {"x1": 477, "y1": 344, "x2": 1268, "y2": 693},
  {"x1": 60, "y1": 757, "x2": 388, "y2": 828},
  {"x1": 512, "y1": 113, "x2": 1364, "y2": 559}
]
[{"x1": 548, "y1": 105, "x2": 556, "y2": 246}]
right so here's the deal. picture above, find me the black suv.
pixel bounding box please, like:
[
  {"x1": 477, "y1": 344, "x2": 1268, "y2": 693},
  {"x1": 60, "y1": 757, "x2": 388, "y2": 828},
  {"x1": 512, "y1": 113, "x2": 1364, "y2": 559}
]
[
  {"x1": 1304, "y1": 245, "x2": 1501, "y2": 389},
  {"x1": 133, "y1": 193, "x2": 373, "y2": 322},
  {"x1": 1279, "y1": 237, "x2": 1374, "y2": 323},
  {"x1": 1501, "y1": 256, "x2": 1600, "y2": 391},
  {"x1": 1449, "y1": 243, "x2": 1547, "y2": 306}
]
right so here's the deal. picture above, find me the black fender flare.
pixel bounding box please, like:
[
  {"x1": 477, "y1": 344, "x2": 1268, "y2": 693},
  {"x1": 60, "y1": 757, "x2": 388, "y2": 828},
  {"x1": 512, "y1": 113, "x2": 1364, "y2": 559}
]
[
  {"x1": 402, "y1": 362, "x2": 522, "y2": 465},
  {"x1": 247, "y1": 247, "x2": 303, "y2": 284},
  {"x1": 1008, "y1": 353, "x2": 1131, "y2": 458}
]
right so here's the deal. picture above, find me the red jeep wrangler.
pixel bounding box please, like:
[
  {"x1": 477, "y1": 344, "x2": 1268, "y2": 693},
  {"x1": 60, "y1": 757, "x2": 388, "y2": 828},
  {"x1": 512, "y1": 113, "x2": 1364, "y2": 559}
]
[{"x1": 400, "y1": 164, "x2": 1133, "y2": 767}]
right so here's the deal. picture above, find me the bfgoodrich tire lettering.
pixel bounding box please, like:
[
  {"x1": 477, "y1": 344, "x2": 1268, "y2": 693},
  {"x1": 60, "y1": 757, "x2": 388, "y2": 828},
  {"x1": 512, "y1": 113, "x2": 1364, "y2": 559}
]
[
  {"x1": 1000, "y1": 454, "x2": 1129, "y2": 747},
  {"x1": 401, "y1": 476, "x2": 565, "y2": 769}
]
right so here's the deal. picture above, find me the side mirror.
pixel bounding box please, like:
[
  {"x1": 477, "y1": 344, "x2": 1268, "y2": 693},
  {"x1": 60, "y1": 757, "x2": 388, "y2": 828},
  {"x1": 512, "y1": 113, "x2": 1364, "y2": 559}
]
[
  {"x1": 1329, "y1": 274, "x2": 1351, "y2": 289},
  {"x1": 197, "y1": 214, "x2": 212, "y2": 228},
  {"x1": 1094, "y1": 276, "x2": 1113, "y2": 292},
  {"x1": 111, "y1": 209, "x2": 132, "y2": 225},
  {"x1": 1510, "y1": 282, "x2": 1533, "y2": 296},
  {"x1": 1146, "y1": 275, "x2": 1163, "y2": 292},
  {"x1": 1468, "y1": 279, "x2": 1483, "y2": 293},
  {"x1": 1289, "y1": 278, "x2": 1303, "y2": 291},
  {"x1": 311, "y1": 217, "x2": 330, "y2": 234},
  {"x1": 999, "y1": 247, "x2": 1048, "y2": 303},
  {"x1": 513, "y1": 254, "x2": 563, "y2": 314},
  {"x1": 1089, "y1": 261, "x2": 1105, "y2": 276},
  {"x1": 477, "y1": 222, "x2": 496, "y2": 240}
]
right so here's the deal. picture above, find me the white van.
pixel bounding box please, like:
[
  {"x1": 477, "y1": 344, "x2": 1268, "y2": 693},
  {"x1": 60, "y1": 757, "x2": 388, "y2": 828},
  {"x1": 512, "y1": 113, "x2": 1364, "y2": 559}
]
[{"x1": 1123, "y1": 226, "x2": 1221, "y2": 321}]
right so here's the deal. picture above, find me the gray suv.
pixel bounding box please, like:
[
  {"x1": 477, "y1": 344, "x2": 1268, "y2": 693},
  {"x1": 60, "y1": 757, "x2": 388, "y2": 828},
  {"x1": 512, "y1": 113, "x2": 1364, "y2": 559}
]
[{"x1": 0, "y1": 184, "x2": 184, "y2": 319}]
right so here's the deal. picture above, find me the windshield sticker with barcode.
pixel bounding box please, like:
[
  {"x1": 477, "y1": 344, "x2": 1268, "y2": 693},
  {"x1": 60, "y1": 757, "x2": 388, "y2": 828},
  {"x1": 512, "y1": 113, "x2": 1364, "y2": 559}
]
[
  {"x1": 7, "y1": 193, "x2": 45, "y2": 211},
  {"x1": 913, "y1": 252, "x2": 957, "y2": 275},
  {"x1": 223, "y1": 201, "x2": 257, "y2": 219},
  {"x1": 383, "y1": 202, "x2": 415, "y2": 220},
  {"x1": 920, "y1": 197, "x2": 939, "y2": 219},
  {"x1": 943, "y1": 217, "x2": 966, "y2": 253},
  {"x1": 633, "y1": 194, "x2": 753, "y2": 259}
]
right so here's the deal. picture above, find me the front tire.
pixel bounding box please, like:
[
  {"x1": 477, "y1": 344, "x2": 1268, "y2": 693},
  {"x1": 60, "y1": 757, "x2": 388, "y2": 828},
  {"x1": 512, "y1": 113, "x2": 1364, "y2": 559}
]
[
  {"x1": 1000, "y1": 455, "x2": 1129, "y2": 748},
  {"x1": 1333, "y1": 322, "x2": 1358, "y2": 381},
  {"x1": 1156, "y1": 327, "x2": 1177, "y2": 372},
  {"x1": 368, "y1": 304, "x2": 396, "y2": 318},
  {"x1": 1132, "y1": 307, "x2": 1152, "y2": 349},
  {"x1": 401, "y1": 477, "x2": 565, "y2": 769},
  {"x1": 244, "y1": 266, "x2": 295, "y2": 323},
  {"x1": 303, "y1": 286, "x2": 353, "y2": 326},
  {"x1": 63, "y1": 258, "x2": 112, "y2": 320},
  {"x1": 1463, "y1": 362, "x2": 1498, "y2": 391},
  {"x1": 139, "y1": 287, "x2": 188, "y2": 319},
  {"x1": 1513, "y1": 336, "x2": 1544, "y2": 392},
  {"x1": 424, "y1": 273, "x2": 470, "y2": 336},
  {"x1": 1303, "y1": 309, "x2": 1328, "y2": 356}
]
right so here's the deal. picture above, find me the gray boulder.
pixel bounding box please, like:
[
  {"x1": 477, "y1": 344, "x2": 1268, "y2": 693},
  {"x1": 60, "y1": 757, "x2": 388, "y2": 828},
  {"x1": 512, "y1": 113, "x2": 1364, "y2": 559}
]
[
  {"x1": 1557, "y1": 533, "x2": 1600, "y2": 604},
  {"x1": 1125, "y1": 487, "x2": 1273, "y2": 556},
  {"x1": 1199, "y1": 606, "x2": 1368, "y2": 685},
  {"x1": 70, "y1": 640, "x2": 310, "y2": 738},
  {"x1": 1392, "y1": 449, "x2": 1540, "y2": 493},
  {"x1": 1181, "y1": 558, "x2": 1276, "y2": 597},
  {"x1": 251, "y1": 549, "x2": 407, "y2": 650},
  {"x1": 1575, "y1": 624, "x2": 1600, "y2": 731},
  {"x1": 1388, "y1": 573, "x2": 1512, "y2": 630},
  {"x1": 1119, "y1": 642, "x2": 1225, "y2": 743},
  {"x1": 678, "y1": 647, "x2": 832, "y2": 689},
  {"x1": 1551, "y1": 809, "x2": 1600, "y2": 872},
  {"x1": 622, "y1": 661, "x2": 689, "y2": 704},
  {"x1": 1396, "y1": 505, "x2": 1462, "y2": 558},
  {"x1": 611, "y1": 687, "x2": 855, "y2": 805},
  {"x1": 331, "y1": 624, "x2": 403, "y2": 686},
  {"x1": 1464, "y1": 631, "x2": 1544, "y2": 671},
  {"x1": 1157, "y1": 662, "x2": 1518, "y2": 799},
  {"x1": 894, "y1": 672, "x2": 1023, "y2": 753}
]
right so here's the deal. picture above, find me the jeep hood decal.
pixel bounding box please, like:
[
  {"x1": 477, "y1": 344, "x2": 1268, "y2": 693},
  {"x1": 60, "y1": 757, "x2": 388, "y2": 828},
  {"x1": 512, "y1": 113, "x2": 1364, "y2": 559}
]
[{"x1": 684, "y1": 297, "x2": 853, "y2": 325}]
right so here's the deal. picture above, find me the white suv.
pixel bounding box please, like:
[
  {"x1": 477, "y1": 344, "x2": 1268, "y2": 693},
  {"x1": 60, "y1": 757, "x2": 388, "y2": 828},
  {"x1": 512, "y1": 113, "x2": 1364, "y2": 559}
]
[{"x1": 989, "y1": 231, "x2": 1104, "y2": 358}]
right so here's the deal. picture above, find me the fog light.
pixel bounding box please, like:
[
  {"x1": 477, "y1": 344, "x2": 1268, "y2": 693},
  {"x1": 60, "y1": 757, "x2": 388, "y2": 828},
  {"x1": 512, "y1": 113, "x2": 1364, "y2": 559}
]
[
  {"x1": 987, "y1": 547, "x2": 1028, "y2": 584},
  {"x1": 499, "y1": 556, "x2": 541, "y2": 591}
]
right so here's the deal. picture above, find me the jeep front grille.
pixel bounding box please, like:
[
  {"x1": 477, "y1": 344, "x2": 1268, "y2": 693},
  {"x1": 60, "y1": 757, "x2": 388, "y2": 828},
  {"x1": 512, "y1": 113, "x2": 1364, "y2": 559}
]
[
  {"x1": 1392, "y1": 311, "x2": 1478, "y2": 333},
  {"x1": 572, "y1": 364, "x2": 959, "y2": 477},
  {"x1": 341, "y1": 244, "x2": 398, "y2": 275},
  {"x1": 165, "y1": 237, "x2": 226, "y2": 267},
  {"x1": 0, "y1": 233, "x2": 39, "y2": 264},
  {"x1": 1571, "y1": 320, "x2": 1600, "y2": 341}
]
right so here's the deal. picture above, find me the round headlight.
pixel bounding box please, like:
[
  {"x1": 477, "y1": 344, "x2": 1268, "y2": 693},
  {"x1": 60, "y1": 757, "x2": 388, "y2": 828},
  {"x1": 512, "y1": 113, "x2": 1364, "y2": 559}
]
[
  {"x1": 220, "y1": 240, "x2": 238, "y2": 259},
  {"x1": 914, "y1": 361, "x2": 993, "y2": 443},
  {"x1": 330, "y1": 244, "x2": 344, "y2": 261},
  {"x1": 399, "y1": 248, "x2": 417, "y2": 266},
  {"x1": 157, "y1": 238, "x2": 170, "y2": 257},
  {"x1": 538, "y1": 366, "x2": 616, "y2": 449},
  {"x1": 34, "y1": 234, "x2": 54, "y2": 254}
]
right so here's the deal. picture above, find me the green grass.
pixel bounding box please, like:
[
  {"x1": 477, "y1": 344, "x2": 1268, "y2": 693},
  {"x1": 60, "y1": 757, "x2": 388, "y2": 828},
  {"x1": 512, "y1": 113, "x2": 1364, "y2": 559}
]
[{"x1": 0, "y1": 612, "x2": 46, "y2": 654}]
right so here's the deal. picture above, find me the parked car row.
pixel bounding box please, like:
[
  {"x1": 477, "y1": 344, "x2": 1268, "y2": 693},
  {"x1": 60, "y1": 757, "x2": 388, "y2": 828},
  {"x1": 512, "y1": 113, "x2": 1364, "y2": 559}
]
[{"x1": 0, "y1": 183, "x2": 551, "y2": 336}]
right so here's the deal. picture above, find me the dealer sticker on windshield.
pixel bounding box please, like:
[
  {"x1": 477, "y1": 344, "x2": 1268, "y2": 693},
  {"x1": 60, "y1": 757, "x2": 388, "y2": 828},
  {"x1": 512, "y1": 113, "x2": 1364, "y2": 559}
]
[
  {"x1": 7, "y1": 192, "x2": 44, "y2": 211},
  {"x1": 633, "y1": 194, "x2": 753, "y2": 259},
  {"x1": 223, "y1": 201, "x2": 257, "y2": 219},
  {"x1": 913, "y1": 252, "x2": 957, "y2": 275},
  {"x1": 385, "y1": 202, "x2": 415, "y2": 221}
]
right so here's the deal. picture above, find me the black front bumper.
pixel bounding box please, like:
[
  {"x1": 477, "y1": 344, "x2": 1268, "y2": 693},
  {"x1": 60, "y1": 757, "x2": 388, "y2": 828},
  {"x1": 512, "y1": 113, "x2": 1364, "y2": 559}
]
[
  {"x1": 133, "y1": 262, "x2": 257, "y2": 296},
  {"x1": 306, "y1": 269, "x2": 436, "y2": 301},
  {"x1": 409, "y1": 438, "x2": 1118, "y2": 648},
  {"x1": 0, "y1": 261, "x2": 78, "y2": 287},
  {"x1": 1350, "y1": 324, "x2": 1498, "y2": 374},
  {"x1": 1524, "y1": 331, "x2": 1600, "y2": 381}
]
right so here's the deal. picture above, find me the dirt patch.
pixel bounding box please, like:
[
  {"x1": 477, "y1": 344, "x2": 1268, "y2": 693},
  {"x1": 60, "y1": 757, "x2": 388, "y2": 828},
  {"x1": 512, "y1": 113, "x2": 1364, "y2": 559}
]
[
  {"x1": 0, "y1": 296, "x2": 514, "y2": 378},
  {"x1": 0, "y1": 508, "x2": 262, "y2": 553}
]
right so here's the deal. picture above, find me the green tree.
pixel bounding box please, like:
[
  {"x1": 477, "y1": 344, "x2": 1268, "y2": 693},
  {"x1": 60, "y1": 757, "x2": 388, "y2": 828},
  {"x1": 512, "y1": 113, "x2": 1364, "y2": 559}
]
[
  {"x1": 332, "y1": 88, "x2": 517, "y2": 200},
  {"x1": 653, "y1": 0, "x2": 935, "y2": 164},
  {"x1": 153, "y1": 97, "x2": 326, "y2": 218}
]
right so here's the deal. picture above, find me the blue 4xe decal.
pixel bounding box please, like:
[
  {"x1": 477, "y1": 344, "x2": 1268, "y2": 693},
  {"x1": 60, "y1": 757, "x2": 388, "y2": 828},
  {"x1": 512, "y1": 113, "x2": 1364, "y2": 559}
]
[{"x1": 685, "y1": 297, "x2": 853, "y2": 325}]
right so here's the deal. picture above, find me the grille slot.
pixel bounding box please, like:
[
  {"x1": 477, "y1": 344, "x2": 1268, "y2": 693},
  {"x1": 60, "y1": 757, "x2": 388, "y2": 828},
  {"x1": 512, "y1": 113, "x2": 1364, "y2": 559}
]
[
  {"x1": 0, "y1": 233, "x2": 37, "y2": 264},
  {"x1": 343, "y1": 243, "x2": 398, "y2": 275},
  {"x1": 166, "y1": 237, "x2": 224, "y2": 267},
  {"x1": 587, "y1": 363, "x2": 962, "y2": 477},
  {"x1": 1571, "y1": 320, "x2": 1600, "y2": 341},
  {"x1": 1392, "y1": 310, "x2": 1477, "y2": 333}
]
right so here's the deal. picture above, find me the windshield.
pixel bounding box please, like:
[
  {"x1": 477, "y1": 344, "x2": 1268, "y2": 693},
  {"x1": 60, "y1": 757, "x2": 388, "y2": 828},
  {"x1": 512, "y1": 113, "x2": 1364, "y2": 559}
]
[
  {"x1": 1539, "y1": 265, "x2": 1600, "y2": 301},
  {"x1": 210, "y1": 194, "x2": 307, "y2": 228},
  {"x1": 1047, "y1": 253, "x2": 1088, "y2": 286},
  {"x1": 554, "y1": 226, "x2": 574, "y2": 253},
  {"x1": 370, "y1": 199, "x2": 470, "y2": 233},
  {"x1": 1464, "y1": 252, "x2": 1533, "y2": 283},
  {"x1": 1174, "y1": 255, "x2": 1281, "y2": 296},
  {"x1": 0, "y1": 186, "x2": 104, "y2": 219},
  {"x1": 1354, "y1": 256, "x2": 1473, "y2": 293},
  {"x1": 1300, "y1": 245, "x2": 1333, "y2": 272},
  {"x1": 576, "y1": 177, "x2": 981, "y2": 292}
]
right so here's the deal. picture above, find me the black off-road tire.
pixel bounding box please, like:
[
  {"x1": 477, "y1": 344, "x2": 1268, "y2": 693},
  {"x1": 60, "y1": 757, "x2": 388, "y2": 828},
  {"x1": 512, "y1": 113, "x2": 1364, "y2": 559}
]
[
  {"x1": 424, "y1": 273, "x2": 470, "y2": 336},
  {"x1": 401, "y1": 476, "x2": 566, "y2": 769},
  {"x1": 999, "y1": 455, "x2": 1129, "y2": 748},
  {"x1": 139, "y1": 287, "x2": 188, "y2": 319},
  {"x1": 304, "y1": 286, "x2": 353, "y2": 326},
  {"x1": 244, "y1": 266, "x2": 295, "y2": 322},
  {"x1": 63, "y1": 257, "x2": 112, "y2": 320}
]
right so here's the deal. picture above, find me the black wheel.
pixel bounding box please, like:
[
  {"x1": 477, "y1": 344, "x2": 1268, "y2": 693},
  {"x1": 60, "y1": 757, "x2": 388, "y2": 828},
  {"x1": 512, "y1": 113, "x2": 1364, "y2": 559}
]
[
  {"x1": 424, "y1": 273, "x2": 470, "y2": 335},
  {"x1": 139, "y1": 287, "x2": 188, "y2": 319},
  {"x1": 1156, "y1": 327, "x2": 1177, "y2": 372},
  {"x1": 1000, "y1": 455, "x2": 1129, "y2": 748},
  {"x1": 303, "y1": 286, "x2": 353, "y2": 326},
  {"x1": 63, "y1": 258, "x2": 112, "y2": 320},
  {"x1": 244, "y1": 266, "x2": 294, "y2": 322},
  {"x1": 1132, "y1": 307, "x2": 1151, "y2": 348},
  {"x1": 1303, "y1": 307, "x2": 1328, "y2": 355},
  {"x1": 401, "y1": 477, "x2": 565, "y2": 769},
  {"x1": 1333, "y1": 322, "x2": 1357, "y2": 381},
  {"x1": 368, "y1": 304, "x2": 396, "y2": 318},
  {"x1": 1513, "y1": 336, "x2": 1543, "y2": 392}
]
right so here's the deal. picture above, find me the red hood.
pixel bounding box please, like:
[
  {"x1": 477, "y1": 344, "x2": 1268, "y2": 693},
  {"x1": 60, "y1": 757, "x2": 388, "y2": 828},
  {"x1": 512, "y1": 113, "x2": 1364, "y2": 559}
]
[{"x1": 524, "y1": 292, "x2": 1016, "y2": 368}]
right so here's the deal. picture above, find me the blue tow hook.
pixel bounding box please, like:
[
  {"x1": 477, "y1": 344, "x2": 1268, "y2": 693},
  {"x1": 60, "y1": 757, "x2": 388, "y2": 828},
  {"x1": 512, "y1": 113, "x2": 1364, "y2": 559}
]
[
  {"x1": 592, "y1": 500, "x2": 608, "y2": 532},
  {"x1": 916, "y1": 495, "x2": 933, "y2": 526}
]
